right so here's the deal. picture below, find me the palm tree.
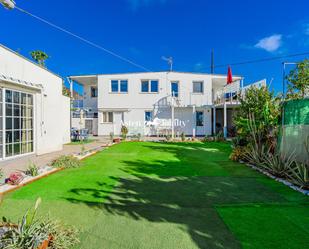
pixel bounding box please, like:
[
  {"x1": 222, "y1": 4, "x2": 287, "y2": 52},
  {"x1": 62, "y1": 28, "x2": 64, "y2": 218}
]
[{"x1": 30, "y1": 50, "x2": 49, "y2": 67}]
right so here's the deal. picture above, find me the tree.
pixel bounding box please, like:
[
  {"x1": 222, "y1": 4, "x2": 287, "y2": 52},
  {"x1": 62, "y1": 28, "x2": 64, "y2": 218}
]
[
  {"x1": 234, "y1": 86, "x2": 280, "y2": 148},
  {"x1": 286, "y1": 59, "x2": 309, "y2": 99},
  {"x1": 30, "y1": 50, "x2": 49, "y2": 67}
]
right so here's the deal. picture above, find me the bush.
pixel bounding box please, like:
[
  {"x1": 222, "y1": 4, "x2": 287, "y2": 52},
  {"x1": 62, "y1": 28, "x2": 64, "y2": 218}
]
[
  {"x1": 51, "y1": 155, "x2": 81, "y2": 169},
  {"x1": 121, "y1": 126, "x2": 128, "y2": 140},
  {"x1": 229, "y1": 146, "x2": 247, "y2": 162},
  {"x1": 180, "y1": 132, "x2": 186, "y2": 142},
  {"x1": 0, "y1": 198, "x2": 79, "y2": 249},
  {"x1": 286, "y1": 162, "x2": 309, "y2": 190},
  {"x1": 25, "y1": 162, "x2": 39, "y2": 177},
  {"x1": 0, "y1": 169, "x2": 3, "y2": 180}
]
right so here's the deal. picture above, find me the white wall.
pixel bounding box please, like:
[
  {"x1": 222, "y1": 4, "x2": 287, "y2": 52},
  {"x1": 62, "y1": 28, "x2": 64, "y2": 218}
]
[
  {"x1": 97, "y1": 72, "x2": 213, "y2": 110},
  {"x1": 0, "y1": 44, "x2": 70, "y2": 156},
  {"x1": 83, "y1": 84, "x2": 98, "y2": 111}
]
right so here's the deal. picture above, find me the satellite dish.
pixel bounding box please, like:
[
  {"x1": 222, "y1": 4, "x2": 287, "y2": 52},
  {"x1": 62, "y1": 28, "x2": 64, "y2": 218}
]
[{"x1": 0, "y1": 0, "x2": 15, "y2": 9}]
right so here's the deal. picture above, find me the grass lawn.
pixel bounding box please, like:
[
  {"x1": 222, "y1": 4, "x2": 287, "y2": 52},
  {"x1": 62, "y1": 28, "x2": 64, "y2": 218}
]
[{"x1": 0, "y1": 142, "x2": 308, "y2": 249}]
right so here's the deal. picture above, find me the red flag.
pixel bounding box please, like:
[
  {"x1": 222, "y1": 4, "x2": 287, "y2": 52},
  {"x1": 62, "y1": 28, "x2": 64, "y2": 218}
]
[{"x1": 227, "y1": 66, "x2": 233, "y2": 84}]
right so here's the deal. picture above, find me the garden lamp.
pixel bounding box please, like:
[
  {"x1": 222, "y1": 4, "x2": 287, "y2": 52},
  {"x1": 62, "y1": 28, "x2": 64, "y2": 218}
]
[{"x1": 0, "y1": 0, "x2": 15, "y2": 9}]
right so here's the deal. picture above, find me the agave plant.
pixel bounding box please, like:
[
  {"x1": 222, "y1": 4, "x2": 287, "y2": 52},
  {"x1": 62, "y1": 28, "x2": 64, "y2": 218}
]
[
  {"x1": 261, "y1": 151, "x2": 295, "y2": 178},
  {"x1": 287, "y1": 162, "x2": 309, "y2": 190},
  {"x1": 0, "y1": 198, "x2": 79, "y2": 249}
]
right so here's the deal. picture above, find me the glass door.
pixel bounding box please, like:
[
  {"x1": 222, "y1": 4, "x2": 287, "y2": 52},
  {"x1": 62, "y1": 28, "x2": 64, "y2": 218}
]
[{"x1": 171, "y1": 82, "x2": 179, "y2": 98}]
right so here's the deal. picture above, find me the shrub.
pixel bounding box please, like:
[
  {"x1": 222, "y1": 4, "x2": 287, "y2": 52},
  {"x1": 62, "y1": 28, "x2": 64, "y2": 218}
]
[
  {"x1": 0, "y1": 198, "x2": 79, "y2": 249},
  {"x1": 180, "y1": 132, "x2": 186, "y2": 142},
  {"x1": 137, "y1": 133, "x2": 142, "y2": 141},
  {"x1": 165, "y1": 134, "x2": 172, "y2": 141},
  {"x1": 121, "y1": 126, "x2": 128, "y2": 140},
  {"x1": 7, "y1": 172, "x2": 24, "y2": 185},
  {"x1": 229, "y1": 146, "x2": 247, "y2": 162},
  {"x1": 0, "y1": 169, "x2": 3, "y2": 180},
  {"x1": 25, "y1": 162, "x2": 39, "y2": 177},
  {"x1": 51, "y1": 155, "x2": 81, "y2": 169},
  {"x1": 286, "y1": 162, "x2": 309, "y2": 190}
]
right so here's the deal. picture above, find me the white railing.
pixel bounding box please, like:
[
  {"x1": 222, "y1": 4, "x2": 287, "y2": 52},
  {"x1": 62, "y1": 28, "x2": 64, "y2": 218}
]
[{"x1": 214, "y1": 81, "x2": 241, "y2": 105}]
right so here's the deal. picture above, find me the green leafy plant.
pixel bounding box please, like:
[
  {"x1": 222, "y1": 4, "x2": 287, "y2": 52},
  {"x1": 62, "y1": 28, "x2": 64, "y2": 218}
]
[
  {"x1": 229, "y1": 146, "x2": 247, "y2": 162},
  {"x1": 287, "y1": 162, "x2": 309, "y2": 190},
  {"x1": 137, "y1": 133, "x2": 142, "y2": 141},
  {"x1": 261, "y1": 151, "x2": 295, "y2": 178},
  {"x1": 30, "y1": 50, "x2": 49, "y2": 67},
  {"x1": 234, "y1": 86, "x2": 280, "y2": 149},
  {"x1": 0, "y1": 198, "x2": 79, "y2": 249},
  {"x1": 121, "y1": 126, "x2": 128, "y2": 141},
  {"x1": 286, "y1": 59, "x2": 309, "y2": 99},
  {"x1": 51, "y1": 155, "x2": 81, "y2": 169},
  {"x1": 25, "y1": 162, "x2": 39, "y2": 177},
  {"x1": 180, "y1": 132, "x2": 186, "y2": 142}
]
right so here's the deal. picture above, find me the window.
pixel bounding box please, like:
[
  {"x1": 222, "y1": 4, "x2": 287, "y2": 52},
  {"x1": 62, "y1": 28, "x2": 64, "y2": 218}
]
[
  {"x1": 145, "y1": 111, "x2": 153, "y2": 122},
  {"x1": 4, "y1": 89, "x2": 34, "y2": 158},
  {"x1": 103, "y1": 112, "x2": 113, "y2": 123},
  {"x1": 111, "y1": 80, "x2": 119, "y2": 92},
  {"x1": 193, "y1": 81, "x2": 204, "y2": 93},
  {"x1": 141, "y1": 80, "x2": 159, "y2": 93},
  {"x1": 90, "y1": 87, "x2": 98, "y2": 98},
  {"x1": 111, "y1": 80, "x2": 128, "y2": 93},
  {"x1": 141, "y1": 81, "x2": 149, "y2": 92},
  {"x1": 196, "y1": 111, "x2": 204, "y2": 126}
]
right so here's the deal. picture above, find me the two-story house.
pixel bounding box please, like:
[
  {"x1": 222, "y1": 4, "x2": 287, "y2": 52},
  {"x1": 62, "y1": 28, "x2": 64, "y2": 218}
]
[{"x1": 69, "y1": 71, "x2": 254, "y2": 138}]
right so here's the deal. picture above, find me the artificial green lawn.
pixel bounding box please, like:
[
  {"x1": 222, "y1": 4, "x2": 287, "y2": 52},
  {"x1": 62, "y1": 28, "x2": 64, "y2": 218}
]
[{"x1": 0, "y1": 142, "x2": 308, "y2": 249}]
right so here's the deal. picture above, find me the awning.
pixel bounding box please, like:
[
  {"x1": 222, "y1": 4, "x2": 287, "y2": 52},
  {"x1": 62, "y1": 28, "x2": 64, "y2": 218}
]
[{"x1": 0, "y1": 74, "x2": 43, "y2": 91}]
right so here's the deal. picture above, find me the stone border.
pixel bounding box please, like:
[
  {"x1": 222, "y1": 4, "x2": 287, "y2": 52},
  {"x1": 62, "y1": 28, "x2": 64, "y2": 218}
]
[{"x1": 240, "y1": 161, "x2": 309, "y2": 196}]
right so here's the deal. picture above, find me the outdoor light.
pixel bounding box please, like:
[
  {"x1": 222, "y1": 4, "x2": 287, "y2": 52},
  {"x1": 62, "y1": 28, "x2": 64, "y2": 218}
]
[{"x1": 0, "y1": 0, "x2": 15, "y2": 9}]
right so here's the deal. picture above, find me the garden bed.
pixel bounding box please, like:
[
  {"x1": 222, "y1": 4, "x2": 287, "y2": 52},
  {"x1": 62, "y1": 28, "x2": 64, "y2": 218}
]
[{"x1": 242, "y1": 161, "x2": 309, "y2": 196}]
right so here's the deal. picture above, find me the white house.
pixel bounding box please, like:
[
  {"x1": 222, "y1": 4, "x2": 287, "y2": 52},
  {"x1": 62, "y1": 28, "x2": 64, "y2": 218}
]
[
  {"x1": 70, "y1": 72, "x2": 264, "y2": 138},
  {"x1": 0, "y1": 44, "x2": 70, "y2": 161}
]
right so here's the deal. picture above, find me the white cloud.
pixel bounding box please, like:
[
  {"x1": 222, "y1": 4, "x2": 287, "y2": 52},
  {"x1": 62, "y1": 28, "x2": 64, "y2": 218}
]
[
  {"x1": 254, "y1": 34, "x2": 282, "y2": 52},
  {"x1": 127, "y1": 0, "x2": 166, "y2": 10}
]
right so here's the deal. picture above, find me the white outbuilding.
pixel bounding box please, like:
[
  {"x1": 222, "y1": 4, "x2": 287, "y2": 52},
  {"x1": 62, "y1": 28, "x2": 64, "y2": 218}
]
[{"x1": 0, "y1": 44, "x2": 70, "y2": 161}]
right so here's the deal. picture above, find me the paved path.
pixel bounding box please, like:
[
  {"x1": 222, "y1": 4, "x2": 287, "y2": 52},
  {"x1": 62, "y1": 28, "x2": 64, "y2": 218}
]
[{"x1": 0, "y1": 137, "x2": 111, "y2": 180}]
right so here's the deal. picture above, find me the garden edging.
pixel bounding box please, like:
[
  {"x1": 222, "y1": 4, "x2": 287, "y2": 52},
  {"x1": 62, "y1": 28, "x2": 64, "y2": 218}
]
[{"x1": 240, "y1": 161, "x2": 309, "y2": 196}]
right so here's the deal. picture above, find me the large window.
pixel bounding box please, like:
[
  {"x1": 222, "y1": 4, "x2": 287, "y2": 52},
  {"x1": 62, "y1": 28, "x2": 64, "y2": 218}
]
[
  {"x1": 102, "y1": 112, "x2": 113, "y2": 123},
  {"x1": 141, "y1": 80, "x2": 159, "y2": 93},
  {"x1": 111, "y1": 80, "x2": 128, "y2": 93},
  {"x1": 193, "y1": 81, "x2": 204, "y2": 93},
  {"x1": 196, "y1": 111, "x2": 204, "y2": 127},
  {"x1": 5, "y1": 89, "x2": 33, "y2": 158}
]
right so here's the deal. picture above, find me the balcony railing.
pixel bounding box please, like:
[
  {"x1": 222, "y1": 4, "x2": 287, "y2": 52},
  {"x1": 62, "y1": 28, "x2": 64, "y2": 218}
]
[{"x1": 214, "y1": 81, "x2": 241, "y2": 105}]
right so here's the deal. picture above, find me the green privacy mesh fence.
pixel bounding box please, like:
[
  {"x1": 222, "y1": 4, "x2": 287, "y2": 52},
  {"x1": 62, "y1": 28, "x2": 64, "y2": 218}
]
[
  {"x1": 283, "y1": 99, "x2": 309, "y2": 125},
  {"x1": 280, "y1": 99, "x2": 309, "y2": 164}
]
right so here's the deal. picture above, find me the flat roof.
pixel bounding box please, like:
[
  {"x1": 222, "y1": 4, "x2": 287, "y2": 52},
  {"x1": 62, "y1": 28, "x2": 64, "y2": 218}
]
[{"x1": 69, "y1": 71, "x2": 242, "y2": 78}]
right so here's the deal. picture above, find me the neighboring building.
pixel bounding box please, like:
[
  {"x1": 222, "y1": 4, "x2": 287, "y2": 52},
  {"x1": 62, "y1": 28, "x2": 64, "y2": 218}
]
[
  {"x1": 0, "y1": 44, "x2": 70, "y2": 161},
  {"x1": 70, "y1": 72, "x2": 264, "y2": 137}
]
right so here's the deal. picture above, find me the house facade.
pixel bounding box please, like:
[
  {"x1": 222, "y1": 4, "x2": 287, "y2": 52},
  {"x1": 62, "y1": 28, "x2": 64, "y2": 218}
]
[
  {"x1": 0, "y1": 44, "x2": 70, "y2": 161},
  {"x1": 69, "y1": 72, "x2": 259, "y2": 138}
]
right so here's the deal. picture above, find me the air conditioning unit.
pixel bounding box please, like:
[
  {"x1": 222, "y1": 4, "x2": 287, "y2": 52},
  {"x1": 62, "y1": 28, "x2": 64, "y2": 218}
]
[{"x1": 0, "y1": 0, "x2": 15, "y2": 9}]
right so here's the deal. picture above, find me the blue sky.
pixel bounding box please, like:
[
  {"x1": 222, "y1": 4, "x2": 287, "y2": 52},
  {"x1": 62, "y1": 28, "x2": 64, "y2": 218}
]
[{"x1": 1, "y1": 0, "x2": 309, "y2": 93}]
